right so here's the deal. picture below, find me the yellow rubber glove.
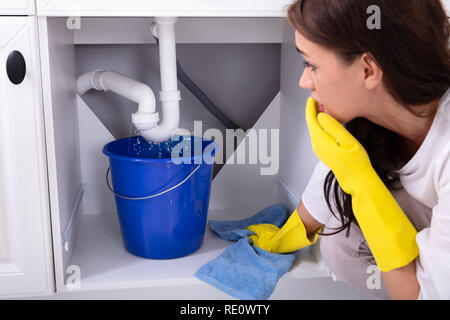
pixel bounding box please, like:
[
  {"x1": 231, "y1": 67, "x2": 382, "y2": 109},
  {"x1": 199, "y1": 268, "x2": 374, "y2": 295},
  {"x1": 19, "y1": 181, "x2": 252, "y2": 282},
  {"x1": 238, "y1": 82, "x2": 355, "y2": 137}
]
[
  {"x1": 305, "y1": 97, "x2": 419, "y2": 272},
  {"x1": 246, "y1": 209, "x2": 320, "y2": 253}
]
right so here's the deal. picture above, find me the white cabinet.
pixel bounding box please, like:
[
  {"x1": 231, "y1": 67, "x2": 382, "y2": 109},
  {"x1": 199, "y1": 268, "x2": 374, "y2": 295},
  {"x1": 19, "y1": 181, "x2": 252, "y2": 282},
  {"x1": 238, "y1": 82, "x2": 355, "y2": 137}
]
[
  {"x1": 0, "y1": 2, "x2": 369, "y2": 299},
  {"x1": 0, "y1": 0, "x2": 35, "y2": 15},
  {"x1": 0, "y1": 17, "x2": 54, "y2": 298}
]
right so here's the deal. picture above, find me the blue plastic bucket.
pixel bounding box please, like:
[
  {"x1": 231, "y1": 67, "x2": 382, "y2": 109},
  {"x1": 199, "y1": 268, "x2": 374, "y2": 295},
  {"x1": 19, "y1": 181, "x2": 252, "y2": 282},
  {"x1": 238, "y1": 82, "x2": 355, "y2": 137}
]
[{"x1": 103, "y1": 135, "x2": 217, "y2": 259}]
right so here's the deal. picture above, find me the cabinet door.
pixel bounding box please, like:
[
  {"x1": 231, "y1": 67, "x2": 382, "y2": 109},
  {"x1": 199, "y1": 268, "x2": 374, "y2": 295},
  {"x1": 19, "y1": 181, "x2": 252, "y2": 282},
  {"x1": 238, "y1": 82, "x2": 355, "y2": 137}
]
[
  {"x1": 0, "y1": 17, "x2": 53, "y2": 298},
  {"x1": 0, "y1": 0, "x2": 35, "y2": 15}
]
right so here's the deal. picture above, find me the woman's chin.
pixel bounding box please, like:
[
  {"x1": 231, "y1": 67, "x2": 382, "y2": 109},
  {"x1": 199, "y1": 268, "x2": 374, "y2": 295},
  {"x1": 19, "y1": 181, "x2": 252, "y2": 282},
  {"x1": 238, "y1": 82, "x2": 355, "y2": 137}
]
[{"x1": 321, "y1": 109, "x2": 346, "y2": 125}]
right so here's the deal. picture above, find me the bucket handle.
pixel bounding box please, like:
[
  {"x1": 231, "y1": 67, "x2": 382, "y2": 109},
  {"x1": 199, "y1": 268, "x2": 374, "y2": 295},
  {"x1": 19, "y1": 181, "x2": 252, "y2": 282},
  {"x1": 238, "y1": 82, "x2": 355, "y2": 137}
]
[{"x1": 106, "y1": 164, "x2": 201, "y2": 200}]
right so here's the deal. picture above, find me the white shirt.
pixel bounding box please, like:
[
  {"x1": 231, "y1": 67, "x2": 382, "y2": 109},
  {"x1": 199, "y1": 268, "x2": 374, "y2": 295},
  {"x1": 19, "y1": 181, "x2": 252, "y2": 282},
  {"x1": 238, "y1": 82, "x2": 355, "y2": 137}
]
[{"x1": 301, "y1": 87, "x2": 450, "y2": 299}]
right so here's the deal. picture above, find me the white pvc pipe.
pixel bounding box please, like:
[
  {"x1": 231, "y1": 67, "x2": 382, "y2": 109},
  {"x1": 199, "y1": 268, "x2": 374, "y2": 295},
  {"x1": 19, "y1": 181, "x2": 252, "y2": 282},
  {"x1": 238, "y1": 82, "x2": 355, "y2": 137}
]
[
  {"x1": 76, "y1": 17, "x2": 181, "y2": 143},
  {"x1": 156, "y1": 17, "x2": 178, "y2": 92},
  {"x1": 76, "y1": 70, "x2": 160, "y2": 131},
  {"x1": 97, "y1": 71, "x2": 156, "y2": 114},
  {"x1": 77, "y1": 72, "x2": 95, "y2": 96},
  {"x1": 139, "y1": 17, "x2": 181, "y2": 143}
]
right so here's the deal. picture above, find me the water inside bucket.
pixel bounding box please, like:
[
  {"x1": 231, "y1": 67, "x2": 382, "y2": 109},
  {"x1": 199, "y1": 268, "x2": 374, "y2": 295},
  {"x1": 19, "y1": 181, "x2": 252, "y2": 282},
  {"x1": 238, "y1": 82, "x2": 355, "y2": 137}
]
[{"x1": 112, "y1": 135, "x2": 214, "y2": 163}]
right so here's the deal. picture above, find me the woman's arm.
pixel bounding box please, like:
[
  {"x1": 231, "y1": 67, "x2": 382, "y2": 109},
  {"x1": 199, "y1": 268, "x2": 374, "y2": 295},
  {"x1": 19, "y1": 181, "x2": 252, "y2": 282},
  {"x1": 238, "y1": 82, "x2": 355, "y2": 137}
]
[
  {"x1": 301, "y1": 194, "x2": 421, "y2": 300},
  {"x1": 297, "y1": 200, "x2": 323, "y2": 238},
  {"x1": 300, "y1": 193, "x2": 420, "y2": 300},
  {"x1": 381, "y1": 261, "x2": 420, "y2": 300},
  {"x1": 386, "y1": 182, "x2": 450, "y2": 300}
]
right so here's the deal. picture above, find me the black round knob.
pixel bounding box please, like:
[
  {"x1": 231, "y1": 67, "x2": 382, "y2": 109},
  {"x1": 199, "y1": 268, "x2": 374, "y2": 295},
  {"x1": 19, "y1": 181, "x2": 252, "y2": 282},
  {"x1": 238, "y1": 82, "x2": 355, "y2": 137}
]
[{"x1": 6, "y1": 50, "x2": 26, "y2": 85}]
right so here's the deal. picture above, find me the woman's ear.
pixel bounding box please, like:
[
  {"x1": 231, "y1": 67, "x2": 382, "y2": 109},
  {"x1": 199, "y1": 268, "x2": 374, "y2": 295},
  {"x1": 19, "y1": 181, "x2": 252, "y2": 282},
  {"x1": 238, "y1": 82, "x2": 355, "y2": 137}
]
[{"x1": 361, "y1": 52, "x2": 383, "y2": 90}]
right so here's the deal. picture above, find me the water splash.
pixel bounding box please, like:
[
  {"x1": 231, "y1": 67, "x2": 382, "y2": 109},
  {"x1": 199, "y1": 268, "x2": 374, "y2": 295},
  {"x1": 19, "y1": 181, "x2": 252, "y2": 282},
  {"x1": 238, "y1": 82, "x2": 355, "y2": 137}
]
[
  {"x1": 127, "y1": 122, "x2": 134, "y2": 155},
  {"x1": 125, "y1": 129, "x2": 206, "y2": 161}
]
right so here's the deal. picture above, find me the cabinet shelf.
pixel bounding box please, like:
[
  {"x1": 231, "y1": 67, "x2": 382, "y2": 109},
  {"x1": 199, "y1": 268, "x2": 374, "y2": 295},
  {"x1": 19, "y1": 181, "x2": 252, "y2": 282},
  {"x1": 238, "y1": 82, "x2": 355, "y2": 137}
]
[{"x1": 69, "y1": 208, "x2": 328, "y2": 293}]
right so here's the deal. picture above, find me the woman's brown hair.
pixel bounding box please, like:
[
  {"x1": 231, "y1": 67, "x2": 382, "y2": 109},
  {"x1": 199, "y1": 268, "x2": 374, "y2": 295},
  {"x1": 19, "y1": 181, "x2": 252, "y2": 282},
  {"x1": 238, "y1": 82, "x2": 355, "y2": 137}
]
[{"x1": 287, "y1": 0, "x2": 450, "y2": 236}]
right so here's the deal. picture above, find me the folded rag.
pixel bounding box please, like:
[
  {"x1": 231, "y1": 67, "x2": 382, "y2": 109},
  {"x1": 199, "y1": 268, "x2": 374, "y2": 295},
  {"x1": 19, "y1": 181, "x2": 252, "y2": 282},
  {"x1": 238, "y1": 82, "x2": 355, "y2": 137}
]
[{"x1": 194, "y1": 203, "x2": 298, "y2": 300}]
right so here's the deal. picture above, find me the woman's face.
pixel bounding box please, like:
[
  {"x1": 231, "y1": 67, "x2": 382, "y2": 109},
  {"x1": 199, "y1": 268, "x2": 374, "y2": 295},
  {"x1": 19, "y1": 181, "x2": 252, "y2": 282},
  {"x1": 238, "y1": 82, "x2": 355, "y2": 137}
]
[{"x1": 295, "y1": 31, "x2": 372, "y2": 124}]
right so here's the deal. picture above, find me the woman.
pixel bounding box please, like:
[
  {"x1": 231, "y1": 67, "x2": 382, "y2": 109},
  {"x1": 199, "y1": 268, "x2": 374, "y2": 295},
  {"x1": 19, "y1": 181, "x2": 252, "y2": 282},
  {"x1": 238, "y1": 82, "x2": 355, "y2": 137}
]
[{"x1": 248, "y1": 0, "x2": 450, "y2": 299}]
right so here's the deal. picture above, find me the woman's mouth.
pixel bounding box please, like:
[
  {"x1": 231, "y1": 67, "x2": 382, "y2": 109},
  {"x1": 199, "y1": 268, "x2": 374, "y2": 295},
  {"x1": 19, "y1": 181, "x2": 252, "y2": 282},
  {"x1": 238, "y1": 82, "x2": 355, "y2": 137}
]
[{"x1": 318, "y1": 103, "x2": 325, "y2": 112}]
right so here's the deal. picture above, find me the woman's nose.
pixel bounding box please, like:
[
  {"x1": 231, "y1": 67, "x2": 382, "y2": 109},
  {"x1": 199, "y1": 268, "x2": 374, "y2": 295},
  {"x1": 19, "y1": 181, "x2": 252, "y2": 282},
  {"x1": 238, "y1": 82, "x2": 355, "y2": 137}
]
[{"x1": 299, "y1": 69, "x2": 314, "y2": 90}]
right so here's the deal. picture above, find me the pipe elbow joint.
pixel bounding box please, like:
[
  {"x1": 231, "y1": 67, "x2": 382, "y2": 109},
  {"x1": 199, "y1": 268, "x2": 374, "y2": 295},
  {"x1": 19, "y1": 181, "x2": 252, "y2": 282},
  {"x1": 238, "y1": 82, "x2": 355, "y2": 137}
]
[
  {"x1": 140, "y1": 112, "x2": 180, "y2": 143},
  {"x1": 140, "y1": 126, "x2": 178, "y2": 143},
  {"x1": 132, "y1": 111, "x2": 160, "y2": 131}
]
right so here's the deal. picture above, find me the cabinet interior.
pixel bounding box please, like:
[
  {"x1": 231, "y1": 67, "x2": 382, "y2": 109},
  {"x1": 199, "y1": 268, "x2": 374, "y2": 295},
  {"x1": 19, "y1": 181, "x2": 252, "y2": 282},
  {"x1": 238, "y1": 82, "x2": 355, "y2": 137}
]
[{"x1": 39, "y1": 16, "x2": 327, "y2": 293}]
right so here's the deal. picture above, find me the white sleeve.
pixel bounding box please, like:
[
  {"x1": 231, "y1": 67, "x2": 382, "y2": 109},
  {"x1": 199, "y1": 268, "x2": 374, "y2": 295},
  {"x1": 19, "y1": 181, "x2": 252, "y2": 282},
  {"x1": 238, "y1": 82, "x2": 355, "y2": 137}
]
[
  {"x1": 415, "y1": 182, "x2": 450, "y2": 299},
  {"x1": 301, "y1": 161, "x2": 335, "y2": 225}
]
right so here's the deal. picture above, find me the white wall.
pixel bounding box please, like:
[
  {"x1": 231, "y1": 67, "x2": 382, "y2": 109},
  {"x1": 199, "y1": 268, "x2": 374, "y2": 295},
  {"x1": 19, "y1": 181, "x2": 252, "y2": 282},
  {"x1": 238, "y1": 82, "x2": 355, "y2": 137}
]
[
  {"x1": 75, "y1": 42, "x2": 281, "y2": 138},
  {"x1": 278, "y1": 20, "x2": 319, "y2": 207}
]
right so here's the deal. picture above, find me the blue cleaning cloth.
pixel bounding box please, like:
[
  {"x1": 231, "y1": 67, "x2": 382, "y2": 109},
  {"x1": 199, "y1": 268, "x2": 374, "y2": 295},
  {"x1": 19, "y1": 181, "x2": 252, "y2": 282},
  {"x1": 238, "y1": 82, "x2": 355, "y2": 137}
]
[{"x1": 194, "y1": 203, "x2": 298, "y2": 300}]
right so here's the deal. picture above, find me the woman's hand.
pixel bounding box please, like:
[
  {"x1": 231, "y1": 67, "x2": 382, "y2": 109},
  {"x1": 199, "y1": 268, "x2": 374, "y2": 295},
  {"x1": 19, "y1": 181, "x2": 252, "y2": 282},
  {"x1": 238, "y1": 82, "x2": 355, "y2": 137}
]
[
  {"x1": 305, "y1": 97, "x2": 374, "y2": 195},
  {"x1": 247, "y1": 209, "x2": 320, "y2": 253},
  {"x1": 304, "y1": 96, "x2": 419, "y2": 273}
]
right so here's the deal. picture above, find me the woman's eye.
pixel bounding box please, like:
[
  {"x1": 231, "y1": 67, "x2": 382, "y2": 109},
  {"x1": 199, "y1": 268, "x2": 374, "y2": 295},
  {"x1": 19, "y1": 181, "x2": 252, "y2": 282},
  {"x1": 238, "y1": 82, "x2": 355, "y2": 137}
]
[{"x1": 303, "y1": 61, "x2": 315, "y2": 71}]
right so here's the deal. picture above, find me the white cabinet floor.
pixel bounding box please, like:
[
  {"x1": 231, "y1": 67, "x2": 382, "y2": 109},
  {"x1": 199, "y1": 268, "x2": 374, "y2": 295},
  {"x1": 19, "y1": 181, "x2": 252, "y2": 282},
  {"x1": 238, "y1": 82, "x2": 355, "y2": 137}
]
[{"x1": 32, "y1": 209, "x2": 376, "y2": 299}]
